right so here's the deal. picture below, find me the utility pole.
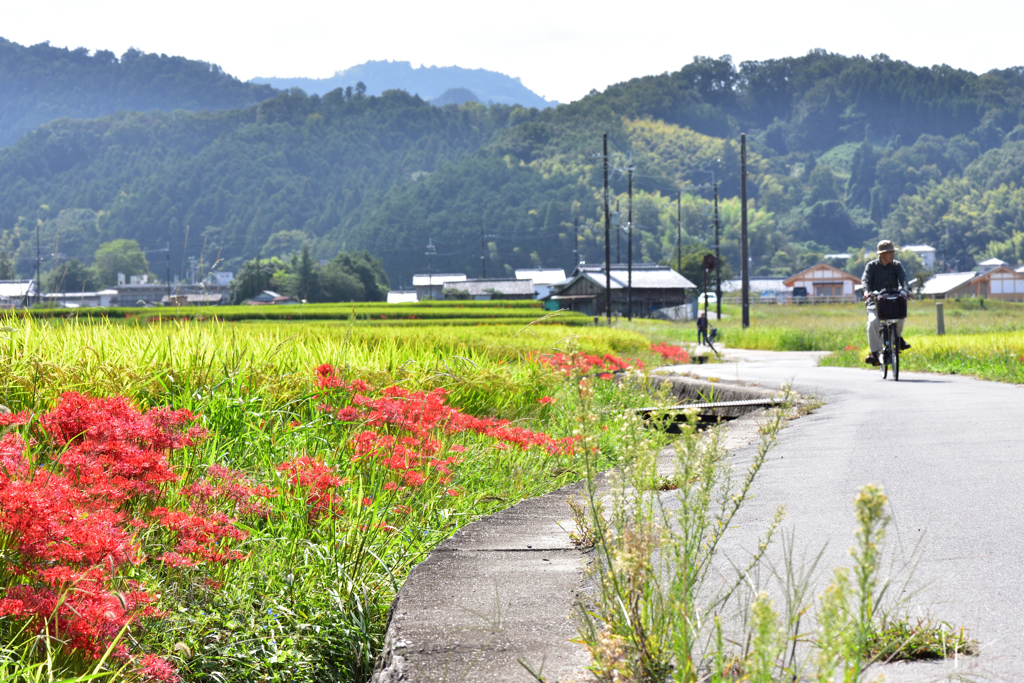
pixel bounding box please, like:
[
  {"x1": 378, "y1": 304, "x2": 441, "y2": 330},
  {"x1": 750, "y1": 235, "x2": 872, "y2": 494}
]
[
  {"x1": 165, "y1": 242, "x2": 171, "y2": 302},
  {"x1": 480, "y1": 225, "x2": 486, "y2": 278},
  {"x1": 603, "y1": 133, "x2": 611, "y2": 325},
  {"x1": 426, "y1": 238, "x2": 437, "y2": 300},
  {"x1": 676, "y1": 191, "x2": 682, "y2": 274},
  {"x1": 573, "y1": 217, "x2": 579, "y2": 270},
  {"x1": 714, "y1": 183, "x2": 722, "y2": 319},
  {"x1": 35, "y1": 220, "x2": 40, "y2": 306},
  {"x1": 615, "y1": 201, "x2": 621, "y2": 263},
  {"x1": 627, "y1": 163, "x2": 635, "y2": 321},
  {"x1": 741, "y1": 133, "x2": 750, "y2": 328}
]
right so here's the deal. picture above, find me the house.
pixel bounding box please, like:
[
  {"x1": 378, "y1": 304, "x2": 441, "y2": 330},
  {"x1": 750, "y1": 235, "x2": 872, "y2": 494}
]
[
  {"x1": 245, "y1": 290, "x2": 297, "y2": 305},
  {"x1": 783, "y1": 263, "x2": 861, "y2": 300},
  {"x1": 976, "y1": 257, "x2": 1008, "y2": 274},
  {"x1": 547, "y1": 264, "x2": 695, "y2": 317},
  {"x1": 162, "y1": 293, "x2": 226, "y2": 306},
  {"x1": 204, "y1": 272, "x2": 234, "y2": 288},
  {"x1": 0, "y1": 280, "x2": 38, "y2": 308},
  {"x1": 515, "y1": 269, "x2": 567, "y2": 299},
  {"x1": 919, "y1": 272, "x2": 978, "y2": 299},
  {"x1": 387, "y1": 290, "x2": 419, "y2": 304},
  {"x1": 903, "y1": 245, "x2": 936, "y2": 270},
  {"x1": 42, "y1": 289, "x2": 118, "y2": 308},
  {"x1": 412, "y1": 273, "x2": 467, "y2": 301},
  {"x1": 443, "y1": 278, "x2": 537, "y2": 301},
  {"x1": 922, "y1": 266, "x2": 1024, "y2": 301}
]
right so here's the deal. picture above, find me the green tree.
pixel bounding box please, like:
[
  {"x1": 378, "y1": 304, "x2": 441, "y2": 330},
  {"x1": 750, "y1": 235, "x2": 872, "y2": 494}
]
[
  {"x1": 93, "y1": 239, "x2": 150, "y2": 288},
  {"x1": 0, "y1": 249, "x2": 13, "y2": 280},
  {"x1": 229, "y1": 255, "x2": 282, "y2": 304},
  {"x1": 48, "y1": 259, "x2": 97, "y2": 292}
]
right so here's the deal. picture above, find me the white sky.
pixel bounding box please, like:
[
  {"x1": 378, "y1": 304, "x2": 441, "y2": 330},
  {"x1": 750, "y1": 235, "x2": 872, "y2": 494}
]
[{"x1": 2, "y1": 0, "x2": 1022, "y2": 104}]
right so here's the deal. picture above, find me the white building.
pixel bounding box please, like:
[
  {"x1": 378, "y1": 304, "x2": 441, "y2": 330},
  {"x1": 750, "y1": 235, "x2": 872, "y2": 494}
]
[
  {"x1": 0, "y1": 280, "x2": 37, "y2": 308},
  {"x1": 515, "y1": 268, "x2": 566, "y2": 299},
  {"x1": 976, "y1": 257, "x2": 1008, "y2": 274},
  {"x1": 387, "y1": 290, "x2": 419, "y2": 304},
  {"x1": 412, "y1": 273, "x2": 467, "y2": 301},
  {"x1": 902, "y1": 245, "x2": 936, "y2": 270}
]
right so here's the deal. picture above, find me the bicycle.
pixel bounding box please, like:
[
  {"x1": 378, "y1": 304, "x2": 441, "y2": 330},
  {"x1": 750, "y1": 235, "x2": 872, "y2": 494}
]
[{"x1": 870, "y1": 289, "x2": 908, "y2": 380}]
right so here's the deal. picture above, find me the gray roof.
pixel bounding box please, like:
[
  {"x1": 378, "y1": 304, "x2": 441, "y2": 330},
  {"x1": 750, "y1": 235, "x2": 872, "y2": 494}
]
[
  {"x1": 443, "y1": 278, "x2": 536, "y2": 296},
  {"x1": 575, "y1": 264, "x2": 696, "y2": 290},
  {"x1": 0, "y1": 280, "x2": 36, "y2": 298},
  {"x1": 920, "y1": 272, "x2": 977, "y2": 296}
]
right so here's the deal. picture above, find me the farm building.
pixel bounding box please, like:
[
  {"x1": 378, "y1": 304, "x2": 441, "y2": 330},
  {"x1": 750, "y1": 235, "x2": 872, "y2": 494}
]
[
  {"x1": 0, "y1": 280, "x2": 38, "y2": 308},
  {"x1": 922, "y1": 267, "x2": 1024, "y2": 301},
  {"x1": 412, "y1": 273, "x2": 467, "y2": 301},
  {"x1": 547, "y1": 264, "x2": 694, "y2": 317},
  {"x1": 515, "y1": 268, "x2": 566, "y2": 299},
  {"x1": 443, "y1": 278, "x2": 537, "y2": 301},
  {"x1": 783, "y1": 263, "x2": 861, "y2": 299}
]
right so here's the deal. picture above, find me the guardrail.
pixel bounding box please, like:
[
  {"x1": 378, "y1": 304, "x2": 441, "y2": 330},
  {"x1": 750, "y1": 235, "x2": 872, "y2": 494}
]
[{"x1": 721, "y1": 294, "x2": 861, "y2": 305}]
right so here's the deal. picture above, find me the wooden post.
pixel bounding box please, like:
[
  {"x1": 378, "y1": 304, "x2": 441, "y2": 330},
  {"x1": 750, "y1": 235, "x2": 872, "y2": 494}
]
[{"x1": 936, "y1": 301, "x2": 945, "y2": 335}]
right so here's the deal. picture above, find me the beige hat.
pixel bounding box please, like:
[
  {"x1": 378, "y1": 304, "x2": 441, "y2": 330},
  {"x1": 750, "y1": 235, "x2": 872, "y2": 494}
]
[{"x1": 876, "y1": 240, "x2": 896, "y2": 254}]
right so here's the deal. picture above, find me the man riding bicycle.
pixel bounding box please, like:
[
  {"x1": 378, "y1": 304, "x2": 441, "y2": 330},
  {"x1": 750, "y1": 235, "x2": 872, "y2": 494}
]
[{"x1": 862, "y1": 240, "x2": 911, "y2": 366}]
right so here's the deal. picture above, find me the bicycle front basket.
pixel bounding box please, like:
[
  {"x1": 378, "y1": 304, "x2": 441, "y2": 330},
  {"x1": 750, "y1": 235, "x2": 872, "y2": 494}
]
[{"x1": 876, "y1": 293, "x2": 907, "y2": 319}]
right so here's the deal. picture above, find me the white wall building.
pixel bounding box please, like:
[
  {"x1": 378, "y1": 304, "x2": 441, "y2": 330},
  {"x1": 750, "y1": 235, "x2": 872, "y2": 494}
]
[
  {"x1": 515, "y1": 268, "x2": 566, "y2": 299},
  {"x1": 902, "y1": 245, "x2": 936, "y2": 270}
]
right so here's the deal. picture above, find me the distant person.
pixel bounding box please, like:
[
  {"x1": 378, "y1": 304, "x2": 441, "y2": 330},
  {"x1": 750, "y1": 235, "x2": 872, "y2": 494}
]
[
  {"x1": 696, "y1": 311, "x2": 709, "y2": 345},
  {"x1": 862, "y1": 240, "x2": 911, "y2": 366}
]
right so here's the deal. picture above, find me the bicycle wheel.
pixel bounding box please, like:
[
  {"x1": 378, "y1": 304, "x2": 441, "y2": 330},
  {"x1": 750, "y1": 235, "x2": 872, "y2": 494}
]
[
  {"x1": 892, "y1": 333, "x2": 900, "y2": 381},
  {"x1": 881, "y1": 325, "x2": 889, "y2": 379}
]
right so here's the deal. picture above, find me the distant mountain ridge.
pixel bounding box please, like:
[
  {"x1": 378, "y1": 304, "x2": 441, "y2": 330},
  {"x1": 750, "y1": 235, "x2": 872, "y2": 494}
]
[
  {"x1": 0, "y1": 37, "x2": 277, "y2": 147},
  {"x1": 251, "y1": 60, "x2": 556, "y2": 109}
]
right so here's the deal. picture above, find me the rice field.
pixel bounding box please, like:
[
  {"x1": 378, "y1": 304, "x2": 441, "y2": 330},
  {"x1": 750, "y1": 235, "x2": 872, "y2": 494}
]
[
  {"x1": 612, "y1": 299, "x2": 1024, "y2": 384},
  {"x1": 0, "y1": 311, "x2": 680, "y2": 682}
]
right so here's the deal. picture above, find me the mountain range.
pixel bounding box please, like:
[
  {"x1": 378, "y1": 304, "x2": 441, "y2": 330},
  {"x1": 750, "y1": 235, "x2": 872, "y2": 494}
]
[
  {"x1": 3, "y1": 38, "x2": 1024, "y2": 296},
  {"x1": 250, "y1": 60, "x2": 556, "y2": 109}
]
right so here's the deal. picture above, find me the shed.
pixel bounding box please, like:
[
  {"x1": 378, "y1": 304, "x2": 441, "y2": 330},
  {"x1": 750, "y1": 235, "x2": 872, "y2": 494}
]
[
  {"x1": 548, "y1": 264, "x2": 695, "y2": 317},
  {"x1": 515, "y1": 268, "x2": 567, "y2": 299},
  {"x1": 412, "y1": 273, "x2": 466, "y2": 301},
  {"x1": 964, "y1": 266, "x2": 1024, "y2": 301},
  {"x1": 0, "y1": 280, "x2": 38, "y2": 308},
  {"x1": 919, "y1": 272, "x2": 978, "y2": 299},
  {"x1": 387, "y1": 290, "x2": 419, "y2": 304},
  {"x1": 443, "y1": 278, "x2": 537, "y2": 301},
  {"x1": 783, "y1": 263, "x2": 861, "y2": 299}
]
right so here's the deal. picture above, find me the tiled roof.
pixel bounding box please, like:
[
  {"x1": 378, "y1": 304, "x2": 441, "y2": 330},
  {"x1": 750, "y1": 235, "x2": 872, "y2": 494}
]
[{"x1": 443, "y1": 279, "x2": 536, "y2": 296}]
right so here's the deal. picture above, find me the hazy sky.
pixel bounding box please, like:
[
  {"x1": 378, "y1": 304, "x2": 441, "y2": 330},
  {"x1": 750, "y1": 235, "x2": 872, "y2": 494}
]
[{"x1": 2, "y1": 0, "x2": 1021, "y2": 103}]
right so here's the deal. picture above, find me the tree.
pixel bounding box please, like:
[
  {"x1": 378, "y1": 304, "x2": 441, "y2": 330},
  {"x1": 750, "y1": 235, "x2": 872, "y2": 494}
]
[
  {"x1": 229, "y1": 255, "x2": 281, "y2": 304},
  {"x1": 48, "y1": 259, "x2": 97, "y2": 292},
  {"x1": 93, "y1": 240, "x2": 150, "y2": 288},
  {"x1": 0, "y1": 250, "x2": 13, "y2": 280},
  {"x1": 291, "y1": 244, "x2": 318, "y2": 302}
]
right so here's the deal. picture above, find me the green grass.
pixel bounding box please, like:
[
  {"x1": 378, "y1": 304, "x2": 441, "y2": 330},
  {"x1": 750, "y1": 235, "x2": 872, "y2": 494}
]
[
  {"x1": 15, "y1": 301, "x2": 594, "y2": 325},
  {"x1": 609, "y1": 299, "x2": 1024, "y2": 384},
  {"x1": 0, "y1": 312, "x2": 667, "y2": 682}
]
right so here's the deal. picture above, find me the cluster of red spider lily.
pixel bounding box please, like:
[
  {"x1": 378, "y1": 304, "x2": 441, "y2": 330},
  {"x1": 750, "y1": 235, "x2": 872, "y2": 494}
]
[
  {"x1": 0, "y1": 395, "x2": 212, "y2": 679},
  {"x1": 650, "y1": 342, "x2": 690, "y2": 363},
  {"x1": 315, "y1": 365, "x2": 579, "y2": 492},
  {"x1": 0, "y1": 364, "x2": 583, "y2": 678},
  {"x1": 533, "y1": 352, "x2": 640, "y2": 379}
]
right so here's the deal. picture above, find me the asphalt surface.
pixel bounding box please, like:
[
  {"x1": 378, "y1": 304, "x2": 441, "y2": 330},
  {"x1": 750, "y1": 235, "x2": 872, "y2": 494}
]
[
  {"x1": 374, "y1": 349, "x2": 1024, "y2": 681},
  {"x1": 676, "y1": 349, "x2": 1024, "y2": 681}
]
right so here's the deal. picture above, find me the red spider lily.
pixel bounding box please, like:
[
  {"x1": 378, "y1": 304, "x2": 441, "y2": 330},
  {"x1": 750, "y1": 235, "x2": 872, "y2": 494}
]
[
  {"x1": 276, "y1": 456, "x2": 344, "y2": 522},
  {"x1": 538, "y1": 396, "x2": 555, "y2": 405},
  {"x1": 534, "y1": 351, "x2": 641, "y2": 377},
  {"x1": 138, "y1": 654, "x2": 181, "y2": 682},
  {"x1": 650, "y1": 342, "x2": 690, "y2": 363},
  {"x1": 180, "y1": 464, "x2": 277, "y2": 518},
  {"x1": 0, "y1": 410, "x2": 29, "y2": 427}
]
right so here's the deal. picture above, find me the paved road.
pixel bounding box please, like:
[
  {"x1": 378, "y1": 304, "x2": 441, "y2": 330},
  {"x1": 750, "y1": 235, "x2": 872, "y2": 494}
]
[{"x1": 675, "y1": 349, "x2": 1024, "y2": 681}]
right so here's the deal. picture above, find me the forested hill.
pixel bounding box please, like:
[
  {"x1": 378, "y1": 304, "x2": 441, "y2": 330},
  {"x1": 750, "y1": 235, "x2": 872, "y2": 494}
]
[
  {"x1": 4, "y1": 49, "x2": 1024, "y2": 289},
  {"x1": 0, "y1": 37, "x2": 277, "y2": 147},
  {"x1": 251, "y1": 60, "x2": 555, "y2": 109}
]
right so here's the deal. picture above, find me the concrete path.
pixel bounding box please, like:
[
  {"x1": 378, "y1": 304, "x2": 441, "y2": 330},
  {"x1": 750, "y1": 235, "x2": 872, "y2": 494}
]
[{"x1": 673, "y1": 349, "x2": 1024, "y2": 681}]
